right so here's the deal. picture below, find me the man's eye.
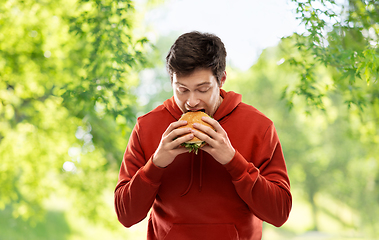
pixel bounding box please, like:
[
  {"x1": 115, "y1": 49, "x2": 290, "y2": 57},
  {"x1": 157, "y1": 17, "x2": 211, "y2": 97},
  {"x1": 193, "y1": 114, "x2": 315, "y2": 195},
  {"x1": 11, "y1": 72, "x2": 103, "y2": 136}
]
[
  {"x1": 198, "y1": 88, "x2": 210, "y2": 93},
  {"x1": 178, "y1": 87, "x2": 188, "y2": 92}
]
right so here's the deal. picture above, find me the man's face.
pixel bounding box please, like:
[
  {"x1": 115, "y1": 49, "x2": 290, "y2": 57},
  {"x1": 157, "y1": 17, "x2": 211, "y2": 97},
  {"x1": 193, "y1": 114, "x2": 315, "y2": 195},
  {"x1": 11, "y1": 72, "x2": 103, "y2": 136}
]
[{"x1": 172, "y1": 68, "x2": 226, "y2": 116}]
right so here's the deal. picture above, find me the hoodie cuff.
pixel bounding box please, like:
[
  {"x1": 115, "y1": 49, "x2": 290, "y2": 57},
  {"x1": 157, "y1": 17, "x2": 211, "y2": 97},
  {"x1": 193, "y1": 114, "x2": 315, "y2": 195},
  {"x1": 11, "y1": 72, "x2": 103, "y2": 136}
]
[
  {"x1": 141, "y1": 157, "x2": 165, "y2": 185},
  {"x1": 224, "y1": 150, "x2": 250, "y2": 181}
]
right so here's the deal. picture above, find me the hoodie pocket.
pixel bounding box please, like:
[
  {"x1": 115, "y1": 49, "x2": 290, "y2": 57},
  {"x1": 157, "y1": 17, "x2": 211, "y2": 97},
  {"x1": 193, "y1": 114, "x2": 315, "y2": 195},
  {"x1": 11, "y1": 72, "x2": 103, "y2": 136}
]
[{"x1": 163, "y1": 223, "x2": 239, "y2": 240}]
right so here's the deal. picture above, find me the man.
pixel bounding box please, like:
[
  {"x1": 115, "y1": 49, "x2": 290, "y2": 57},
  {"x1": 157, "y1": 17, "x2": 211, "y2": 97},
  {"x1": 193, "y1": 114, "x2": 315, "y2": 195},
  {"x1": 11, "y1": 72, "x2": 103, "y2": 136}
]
[{"x1": 115, "y1": 31, "x2": 292, "y2": 240}]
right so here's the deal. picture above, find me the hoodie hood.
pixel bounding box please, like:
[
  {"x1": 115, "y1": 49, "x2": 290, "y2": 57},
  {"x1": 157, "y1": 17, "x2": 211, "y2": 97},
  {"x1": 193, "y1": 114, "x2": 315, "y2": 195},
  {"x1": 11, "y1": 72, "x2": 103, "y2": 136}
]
[{"x1": 163, "y1": 89, "x2": 242, "y2": 121}]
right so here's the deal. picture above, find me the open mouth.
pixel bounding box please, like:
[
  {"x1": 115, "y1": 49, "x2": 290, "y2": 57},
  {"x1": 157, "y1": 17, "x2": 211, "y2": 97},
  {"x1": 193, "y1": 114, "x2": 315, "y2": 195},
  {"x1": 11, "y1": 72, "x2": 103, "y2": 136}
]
[{"x1": 188, "y1": 109, "x2": 205, "y2": 113}]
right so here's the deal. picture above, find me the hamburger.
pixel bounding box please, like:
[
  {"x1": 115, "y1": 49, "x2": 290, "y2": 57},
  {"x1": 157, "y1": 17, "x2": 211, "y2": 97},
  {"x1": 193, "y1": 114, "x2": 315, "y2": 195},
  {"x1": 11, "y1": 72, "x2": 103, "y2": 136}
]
[{"x1": 178, "y1": 111, "x2": 215, "y2": 154}]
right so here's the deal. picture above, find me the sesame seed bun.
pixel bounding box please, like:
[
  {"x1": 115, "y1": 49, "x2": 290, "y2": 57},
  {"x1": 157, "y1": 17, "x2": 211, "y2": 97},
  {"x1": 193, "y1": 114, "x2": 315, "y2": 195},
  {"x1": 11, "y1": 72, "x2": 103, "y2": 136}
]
[
  {"x1": 178, "y1": 111, "x2": 215, "y2": 154},
  {"x1": 179, "y1": 111, "x2": 214, "y2": 143}
]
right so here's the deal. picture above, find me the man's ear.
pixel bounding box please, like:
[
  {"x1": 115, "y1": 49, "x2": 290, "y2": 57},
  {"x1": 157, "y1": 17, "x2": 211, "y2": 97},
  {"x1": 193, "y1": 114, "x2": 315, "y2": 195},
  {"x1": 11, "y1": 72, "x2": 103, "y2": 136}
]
[{"x1": 220, "y1": 71, "x2": 227, "y2": 87}]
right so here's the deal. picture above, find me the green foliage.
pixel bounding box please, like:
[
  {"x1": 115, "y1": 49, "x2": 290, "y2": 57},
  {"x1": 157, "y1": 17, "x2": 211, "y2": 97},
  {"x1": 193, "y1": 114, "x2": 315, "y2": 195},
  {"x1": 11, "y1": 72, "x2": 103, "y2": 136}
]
[
  {"x1": 287, "y1": 0, "x2": 379, "y2": 111},
  {"x1": 283, "y1": 5, "x2": 379, "y2": 233},
  {"x1": 223, "y1": 38, "x2": 379, "y2": 237},
  {"x1": 0, "y1": 207, "x2": 70, "y2": 240},
  {"x1": 63, "y1": 0, "x2": 150, "y2": 120},
  {"x1": 134, "y1": 34, "x2": 178, "y2": 115},
  {"x1": 0, "y1": 0, "x2": 150, "y2": 231}
]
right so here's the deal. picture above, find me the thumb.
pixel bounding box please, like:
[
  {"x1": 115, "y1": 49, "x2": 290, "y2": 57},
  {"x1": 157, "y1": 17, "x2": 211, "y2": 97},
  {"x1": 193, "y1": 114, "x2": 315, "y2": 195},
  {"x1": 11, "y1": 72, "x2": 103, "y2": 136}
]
[{"x1": 173, "y1": 148, "x2": 189, "y2": 156}]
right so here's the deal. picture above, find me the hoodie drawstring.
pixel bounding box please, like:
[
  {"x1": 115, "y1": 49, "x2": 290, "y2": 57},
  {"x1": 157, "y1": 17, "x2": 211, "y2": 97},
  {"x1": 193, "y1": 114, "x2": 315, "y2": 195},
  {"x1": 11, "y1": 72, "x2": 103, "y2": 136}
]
[
  {"x1": 181, "y1": 151, "x2": 204, "y2": 196},
  {"x1": 181, "y1": 154, "x2": 194, "y2": 196},
  {"x1": 199, "y1": 150, "x2": 203, "y2": 192}
]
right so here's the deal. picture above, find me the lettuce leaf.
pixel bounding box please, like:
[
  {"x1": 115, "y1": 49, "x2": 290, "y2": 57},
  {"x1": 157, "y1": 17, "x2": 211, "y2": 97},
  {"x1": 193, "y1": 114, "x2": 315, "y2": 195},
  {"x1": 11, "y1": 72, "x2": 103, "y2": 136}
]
[{"x1": 181, "y1": 142, "x2": 203, "y2": 154}]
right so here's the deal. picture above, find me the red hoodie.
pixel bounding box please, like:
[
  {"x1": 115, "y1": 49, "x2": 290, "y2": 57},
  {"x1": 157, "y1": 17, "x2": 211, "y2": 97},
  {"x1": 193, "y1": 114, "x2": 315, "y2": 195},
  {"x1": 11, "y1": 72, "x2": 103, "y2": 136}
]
[{"x1": 115, "y1": 90, "x2": 292, "y2": 240}]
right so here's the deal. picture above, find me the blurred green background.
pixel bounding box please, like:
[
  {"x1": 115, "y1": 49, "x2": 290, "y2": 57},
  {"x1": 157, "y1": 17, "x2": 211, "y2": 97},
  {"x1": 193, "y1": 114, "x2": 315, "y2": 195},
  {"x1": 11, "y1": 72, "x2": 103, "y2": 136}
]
[{"x1": 1, "y1": 0, "x2": 378, "y2": 239}]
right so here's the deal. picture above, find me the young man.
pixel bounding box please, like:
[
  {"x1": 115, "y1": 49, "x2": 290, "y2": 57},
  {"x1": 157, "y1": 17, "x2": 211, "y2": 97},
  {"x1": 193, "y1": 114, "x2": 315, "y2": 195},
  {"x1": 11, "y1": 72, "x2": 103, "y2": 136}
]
[{"x1": 115, "y1": 31, "x2": 292, "y2": 240}]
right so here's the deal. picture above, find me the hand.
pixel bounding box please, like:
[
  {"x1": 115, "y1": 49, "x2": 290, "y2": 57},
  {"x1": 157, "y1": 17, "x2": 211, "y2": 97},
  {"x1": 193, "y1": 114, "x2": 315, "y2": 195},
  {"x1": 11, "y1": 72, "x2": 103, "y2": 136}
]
[
  {"x1": 192, "y1": 117, "x2": 235, "y2": 165},
  {"x1": 152, "y1": 121, "x2": 194, "y2": 168}
]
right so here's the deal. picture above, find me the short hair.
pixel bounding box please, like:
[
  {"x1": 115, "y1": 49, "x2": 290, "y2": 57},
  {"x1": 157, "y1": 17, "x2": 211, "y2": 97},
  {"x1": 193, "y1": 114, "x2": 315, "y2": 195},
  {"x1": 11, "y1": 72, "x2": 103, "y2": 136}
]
[{"x1": 166, "y1": 31, "x2": 227, "y2": 85}]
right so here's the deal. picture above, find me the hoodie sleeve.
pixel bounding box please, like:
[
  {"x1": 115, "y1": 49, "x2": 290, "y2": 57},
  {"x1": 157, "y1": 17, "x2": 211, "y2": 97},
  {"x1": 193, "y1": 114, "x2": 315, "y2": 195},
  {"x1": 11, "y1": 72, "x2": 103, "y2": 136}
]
[
  {"x1": 114, "y1": 122, "x2": 165, "y2": 228},
  {"x1": 224, "y1": 123, "x2": 292, "y2": 227}
]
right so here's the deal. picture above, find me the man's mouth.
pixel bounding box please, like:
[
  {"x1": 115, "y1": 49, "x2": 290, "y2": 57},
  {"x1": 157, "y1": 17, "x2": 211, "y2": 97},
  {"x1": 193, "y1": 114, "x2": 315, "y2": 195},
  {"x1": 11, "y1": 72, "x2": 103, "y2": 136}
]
[{"x1": 188, "y1": 109, "x2": 205, "y2": 113}]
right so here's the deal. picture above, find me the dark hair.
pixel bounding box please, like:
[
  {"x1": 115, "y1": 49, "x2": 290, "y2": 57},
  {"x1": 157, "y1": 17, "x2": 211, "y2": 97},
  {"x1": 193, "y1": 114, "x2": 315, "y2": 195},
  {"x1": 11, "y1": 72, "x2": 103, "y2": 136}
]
[{"x1": 166, "y1": 31, "x2": 227, "y2": 85}]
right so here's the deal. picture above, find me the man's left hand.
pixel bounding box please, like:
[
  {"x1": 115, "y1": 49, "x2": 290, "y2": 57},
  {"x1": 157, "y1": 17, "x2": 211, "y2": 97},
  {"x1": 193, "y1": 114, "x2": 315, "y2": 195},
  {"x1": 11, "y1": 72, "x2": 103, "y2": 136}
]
[{"x1": 192, "y1": 117, "x2": 235, "y2": 165}]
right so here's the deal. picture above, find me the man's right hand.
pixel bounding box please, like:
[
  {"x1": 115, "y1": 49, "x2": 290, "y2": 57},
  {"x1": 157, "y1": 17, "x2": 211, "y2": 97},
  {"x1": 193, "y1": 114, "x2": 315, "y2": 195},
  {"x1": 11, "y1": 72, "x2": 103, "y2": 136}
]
[{"x1": 152, "y1": 120, "x2": 194, "y2": 168}]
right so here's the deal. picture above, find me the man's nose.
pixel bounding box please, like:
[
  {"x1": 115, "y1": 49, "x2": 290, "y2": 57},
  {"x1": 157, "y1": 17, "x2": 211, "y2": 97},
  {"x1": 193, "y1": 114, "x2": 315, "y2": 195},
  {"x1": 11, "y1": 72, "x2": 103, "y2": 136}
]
[{"x1": 187, "y1": 92, "x2": 200, "y2": 107}]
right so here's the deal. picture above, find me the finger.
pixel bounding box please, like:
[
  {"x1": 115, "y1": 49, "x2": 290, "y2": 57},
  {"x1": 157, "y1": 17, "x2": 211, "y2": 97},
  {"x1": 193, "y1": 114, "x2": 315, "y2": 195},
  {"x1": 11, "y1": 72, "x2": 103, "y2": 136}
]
[
  {"x1": 163, "y1": 120, "x2": 187, "y2": 136},
  {"x1": 171, "y1": 147, "x2": 190, "y2": 156},
  {"x1": 171, "y1": 132, "x2": 194, "y2": 147},
  {"x1": 192, "y1": 122, "x2": 218, "y2": 139},
  {"x1": 201, "y1": 117, "x2": 224, "y2": 133},
  {"x1": 191, "y1": 129, "x2": 216, "y2": 147},
  {"x1": 168, "y1": 127, "x2": 193, "y2": 141},
  {"x1": 199, "y1": 144, "x2": 212, "y2": 153}
]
